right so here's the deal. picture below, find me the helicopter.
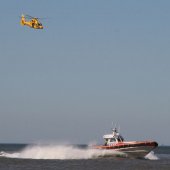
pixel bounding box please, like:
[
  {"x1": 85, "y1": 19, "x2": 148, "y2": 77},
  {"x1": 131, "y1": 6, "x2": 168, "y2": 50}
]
[{"x1": 20, "y1": 14, "x2": 43, "y2": 29}]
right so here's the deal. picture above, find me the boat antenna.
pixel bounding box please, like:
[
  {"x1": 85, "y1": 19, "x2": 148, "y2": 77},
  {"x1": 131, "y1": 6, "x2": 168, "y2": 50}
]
[
  {"x1": 118, "y1": 125, "x2": 121, "y2": 133},
  {"x1": 111, "y1": 122, "x2": 117, "y2": 132}
]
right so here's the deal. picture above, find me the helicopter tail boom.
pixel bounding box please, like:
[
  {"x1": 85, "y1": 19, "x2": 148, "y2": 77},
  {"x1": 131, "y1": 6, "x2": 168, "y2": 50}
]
[{"x1": 20, "y1": 14, "x2": 25, "y2": 26}]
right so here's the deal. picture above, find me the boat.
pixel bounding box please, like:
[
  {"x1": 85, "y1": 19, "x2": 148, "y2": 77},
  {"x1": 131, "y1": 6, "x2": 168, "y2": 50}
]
[{"x1": 93, "y1": 127, "x2": 158, "y2": 158}]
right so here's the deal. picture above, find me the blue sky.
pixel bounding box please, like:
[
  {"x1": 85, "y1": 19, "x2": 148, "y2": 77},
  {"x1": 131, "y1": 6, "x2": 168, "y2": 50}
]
[{"x1": 0, "y1": 0, "x2": 170, "y2": 145}]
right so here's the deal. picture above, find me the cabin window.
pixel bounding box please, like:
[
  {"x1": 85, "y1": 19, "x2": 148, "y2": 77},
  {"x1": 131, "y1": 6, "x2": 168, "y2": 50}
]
[
  {"x1": 117, "y1": 137, "x2": 121, "y2": 142},
  {"x1": 104, "y1": 139, "x2": 108, "y2": 145},
  {"x1": 117, "y1": 136, "x2": 124, "y2": 142},
  {"x1": 119, "y1": 136, "x2": 124, "y2": 141},
  {"x1": 110, "y1": 138, "x2": 116, "y2": 142}
]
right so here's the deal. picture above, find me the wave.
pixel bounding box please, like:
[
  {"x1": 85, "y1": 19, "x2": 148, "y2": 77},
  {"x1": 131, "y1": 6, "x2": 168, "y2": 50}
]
[{"x1": 0, "y1": 144, "x2": 159, "y2": 160}]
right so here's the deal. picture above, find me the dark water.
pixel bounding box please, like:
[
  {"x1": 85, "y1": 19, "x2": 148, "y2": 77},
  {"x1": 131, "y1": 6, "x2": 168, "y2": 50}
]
[{"x1": 0, "y1": 144, "x2": 170, "y2": 170}]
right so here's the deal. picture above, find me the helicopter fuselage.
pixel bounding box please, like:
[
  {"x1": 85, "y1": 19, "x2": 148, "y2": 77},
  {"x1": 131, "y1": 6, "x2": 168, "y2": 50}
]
[{"x1": 20, "y1": 15, "x2": 43, "y2": 29}]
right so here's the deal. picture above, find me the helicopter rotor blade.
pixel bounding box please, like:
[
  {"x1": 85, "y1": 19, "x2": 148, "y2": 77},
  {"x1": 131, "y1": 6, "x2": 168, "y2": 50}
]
[
  {"x1": 36, "y1": 17, "x2": 48, "y2": 20},
  {"x1": 24, "y1": 14, "x2": 48, "y2": 20},
  {"x1": 25, "y1": 14, "x2": 34, "y2": 19}
]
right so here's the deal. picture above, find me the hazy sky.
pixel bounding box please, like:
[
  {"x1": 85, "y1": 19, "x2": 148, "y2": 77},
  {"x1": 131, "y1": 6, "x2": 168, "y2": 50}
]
[{"x1": 0, "y1": 0, "x2": 170, "y2": 145}]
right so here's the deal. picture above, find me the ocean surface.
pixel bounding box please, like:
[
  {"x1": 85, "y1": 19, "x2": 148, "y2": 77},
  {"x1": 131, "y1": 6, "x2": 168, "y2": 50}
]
[{"x1": 0, "y1": 144, "x2": 170, "y2": 170}]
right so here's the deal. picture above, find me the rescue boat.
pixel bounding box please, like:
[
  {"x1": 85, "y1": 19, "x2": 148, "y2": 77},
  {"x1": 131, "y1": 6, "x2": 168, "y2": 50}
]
[{"x1": 93, "y1": 128, "x2": 158, "y2": 158}]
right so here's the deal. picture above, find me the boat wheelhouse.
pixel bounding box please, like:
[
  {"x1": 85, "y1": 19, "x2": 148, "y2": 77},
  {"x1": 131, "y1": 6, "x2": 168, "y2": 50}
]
[{"x1": 103, "y1": 128, "x2": 124, "y2": 146}]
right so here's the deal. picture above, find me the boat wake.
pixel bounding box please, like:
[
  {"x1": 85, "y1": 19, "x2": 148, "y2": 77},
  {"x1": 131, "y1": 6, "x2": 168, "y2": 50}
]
[{"x1": 0, "y1": 144, "x2": 158, "y2": 160}]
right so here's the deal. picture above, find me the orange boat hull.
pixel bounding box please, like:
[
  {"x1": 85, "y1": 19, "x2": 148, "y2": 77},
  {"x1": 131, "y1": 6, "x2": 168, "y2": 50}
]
[{"x1": 93, "y1": 141, "x2": 158, "y2": 158}]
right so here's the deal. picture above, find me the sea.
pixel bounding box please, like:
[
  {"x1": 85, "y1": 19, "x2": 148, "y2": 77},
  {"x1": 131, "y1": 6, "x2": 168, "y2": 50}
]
[{"x1": 0, "y1": 144, "x2": 169, "y2": 170}]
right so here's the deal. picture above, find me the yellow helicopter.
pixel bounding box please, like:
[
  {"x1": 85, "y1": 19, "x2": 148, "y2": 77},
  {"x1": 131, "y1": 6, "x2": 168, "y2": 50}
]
[{"x1": 20, "y1": 14, "x2": 43, "y2": 29}]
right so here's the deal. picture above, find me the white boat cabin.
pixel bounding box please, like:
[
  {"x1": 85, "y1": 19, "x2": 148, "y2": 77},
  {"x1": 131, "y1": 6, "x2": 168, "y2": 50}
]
[{"x1": 103, "y1": 128, "x2": 124, "y2": 146}]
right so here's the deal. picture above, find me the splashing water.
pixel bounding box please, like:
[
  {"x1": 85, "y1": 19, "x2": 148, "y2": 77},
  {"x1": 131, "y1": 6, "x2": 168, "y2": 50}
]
[
  {"x1": 0, "y1": 144, "x2": 159, "y2": 160},
  {"x1": 0, "y1": 144, "x2": 126, "y2": 160},
  {"x1": 145, "y1": 151, "x2": 159, "y2": 160}
]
